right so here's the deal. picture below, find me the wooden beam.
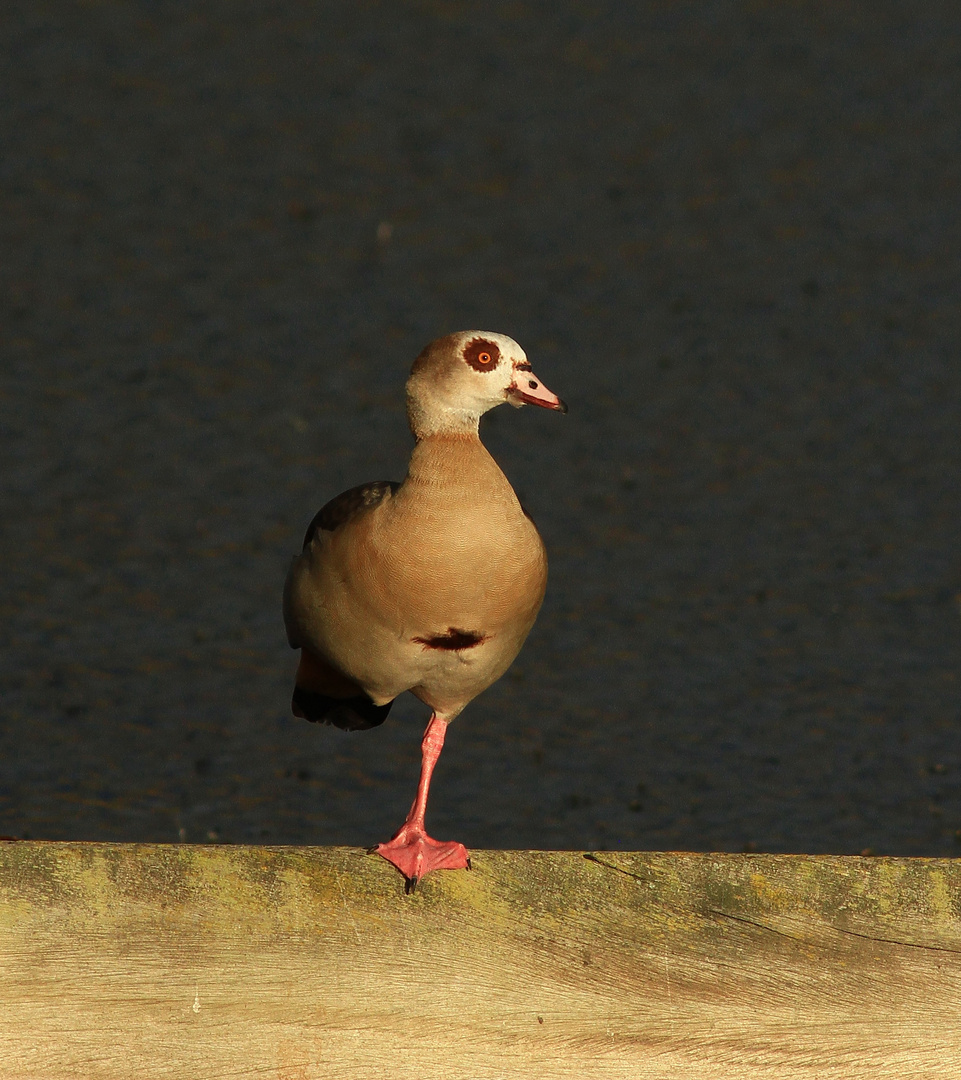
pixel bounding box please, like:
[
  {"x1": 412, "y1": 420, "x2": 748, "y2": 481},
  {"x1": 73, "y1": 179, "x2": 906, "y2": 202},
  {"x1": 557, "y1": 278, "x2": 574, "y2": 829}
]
[{"x1": 1, "y1": 843, "x2": 960, "y2": 1078}]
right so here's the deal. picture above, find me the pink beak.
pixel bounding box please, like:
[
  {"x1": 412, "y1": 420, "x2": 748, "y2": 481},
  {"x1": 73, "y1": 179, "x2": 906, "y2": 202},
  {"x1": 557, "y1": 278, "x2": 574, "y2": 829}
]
[{"x1": 508, "y1": 368, "x2": 568, "y2": 413}]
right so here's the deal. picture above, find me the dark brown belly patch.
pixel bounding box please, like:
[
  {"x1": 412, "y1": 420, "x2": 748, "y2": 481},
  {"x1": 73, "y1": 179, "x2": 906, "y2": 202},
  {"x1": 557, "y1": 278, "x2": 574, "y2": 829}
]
[{"x1": 414, "y1": 628, "x2": 487, "y2": 651}]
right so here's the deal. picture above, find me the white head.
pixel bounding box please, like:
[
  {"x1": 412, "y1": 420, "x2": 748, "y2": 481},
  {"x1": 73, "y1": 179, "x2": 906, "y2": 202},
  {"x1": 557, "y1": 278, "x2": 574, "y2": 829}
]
[{"x1": 406, "y1": 331, "x2": 566, "y2": 438}]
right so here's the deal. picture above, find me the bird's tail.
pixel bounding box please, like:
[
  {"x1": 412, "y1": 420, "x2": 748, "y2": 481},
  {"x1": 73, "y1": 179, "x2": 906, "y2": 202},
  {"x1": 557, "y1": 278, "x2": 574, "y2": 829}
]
[{"x1": 291, "y1": 648, "x2": 393, "y2": 731}]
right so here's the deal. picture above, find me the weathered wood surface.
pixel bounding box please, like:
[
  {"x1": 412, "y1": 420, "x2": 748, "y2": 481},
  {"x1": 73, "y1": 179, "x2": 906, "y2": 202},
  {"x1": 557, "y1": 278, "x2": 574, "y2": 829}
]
[{"x1": 1, "y1": 844, "x2": 960, "y2": 1078}]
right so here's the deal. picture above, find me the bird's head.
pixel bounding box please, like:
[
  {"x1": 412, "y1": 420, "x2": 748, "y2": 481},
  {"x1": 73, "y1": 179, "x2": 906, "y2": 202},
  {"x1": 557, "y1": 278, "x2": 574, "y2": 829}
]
[{"x1": 406, "y1": 331, "x2": 566, "y2": 438}]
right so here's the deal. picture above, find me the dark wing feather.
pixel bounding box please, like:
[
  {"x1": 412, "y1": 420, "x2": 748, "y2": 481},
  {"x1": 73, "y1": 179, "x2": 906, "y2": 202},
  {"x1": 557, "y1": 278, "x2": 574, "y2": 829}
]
[
  {"x1": 291, "y1": 687, "x2": 393, "y2": 731},
  {"x1": 302, "y1": 480, "x2": 400, "y2": 548}
]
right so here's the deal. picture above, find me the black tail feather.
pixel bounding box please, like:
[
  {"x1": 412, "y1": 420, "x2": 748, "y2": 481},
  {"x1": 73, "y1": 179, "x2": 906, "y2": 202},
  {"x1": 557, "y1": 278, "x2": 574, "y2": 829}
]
[{"x1": 292, "y1": 686, "x2": 392, "y2": 731}]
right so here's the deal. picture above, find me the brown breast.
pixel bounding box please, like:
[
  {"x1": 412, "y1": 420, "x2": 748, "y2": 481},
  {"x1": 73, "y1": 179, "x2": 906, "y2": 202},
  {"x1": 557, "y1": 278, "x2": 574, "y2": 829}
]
[{"x1": 343, "y1": 433, "x2": 547, "y2": 640}]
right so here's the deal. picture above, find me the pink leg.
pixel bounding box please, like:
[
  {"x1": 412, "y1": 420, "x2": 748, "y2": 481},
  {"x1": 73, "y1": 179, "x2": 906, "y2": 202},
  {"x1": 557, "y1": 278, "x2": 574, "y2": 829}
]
[{"x1": 373, "y1": 713, "x2": 470, "y2": 892}]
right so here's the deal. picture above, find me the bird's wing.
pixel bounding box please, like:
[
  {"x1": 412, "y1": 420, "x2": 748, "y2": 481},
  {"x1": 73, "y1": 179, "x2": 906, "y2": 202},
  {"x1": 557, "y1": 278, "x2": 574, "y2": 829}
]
[
  {"x1": 301, "y1": 480, "x2": 400, "y2": 548},
  {"x1": 285, "y1": 479, "x2": 401, "y2": 651}
]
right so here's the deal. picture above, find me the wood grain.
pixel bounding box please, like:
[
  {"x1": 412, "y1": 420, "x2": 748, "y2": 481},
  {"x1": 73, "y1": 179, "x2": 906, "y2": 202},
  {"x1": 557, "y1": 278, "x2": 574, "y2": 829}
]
[{"x1": 1, "y1": 843, "x2": 960, "y2": 1078}]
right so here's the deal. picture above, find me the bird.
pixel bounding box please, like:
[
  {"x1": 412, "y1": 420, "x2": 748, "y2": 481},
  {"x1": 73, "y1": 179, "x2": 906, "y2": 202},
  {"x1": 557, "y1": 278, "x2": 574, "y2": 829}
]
[{"x1": 283, "y1": 331, "x2": 566, "y2": 891}]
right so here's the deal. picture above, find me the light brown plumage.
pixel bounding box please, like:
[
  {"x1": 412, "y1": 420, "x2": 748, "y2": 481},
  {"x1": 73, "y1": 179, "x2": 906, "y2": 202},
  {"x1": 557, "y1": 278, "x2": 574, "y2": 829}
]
[{"x1": 283, "y1": 330, "x2": 566, "y2": 889}]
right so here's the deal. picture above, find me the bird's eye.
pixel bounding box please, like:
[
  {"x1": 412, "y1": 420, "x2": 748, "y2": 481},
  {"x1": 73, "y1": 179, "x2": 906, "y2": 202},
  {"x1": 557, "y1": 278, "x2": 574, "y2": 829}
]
[{"x1": 464, "y1": 339, "x2": 500, "y2": 371}]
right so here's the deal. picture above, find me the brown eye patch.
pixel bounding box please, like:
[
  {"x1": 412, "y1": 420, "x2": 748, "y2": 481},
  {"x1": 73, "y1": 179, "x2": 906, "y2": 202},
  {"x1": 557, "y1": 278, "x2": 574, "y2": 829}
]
[{"x1": 464, "y1": 338, "x2": 501, "y2": 372}]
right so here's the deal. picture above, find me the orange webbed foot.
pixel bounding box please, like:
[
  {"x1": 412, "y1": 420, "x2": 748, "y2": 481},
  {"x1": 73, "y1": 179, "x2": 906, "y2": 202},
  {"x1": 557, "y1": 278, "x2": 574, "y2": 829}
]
[{"x1": 374, "y1": 823, "x2": 471, "y2": 893}]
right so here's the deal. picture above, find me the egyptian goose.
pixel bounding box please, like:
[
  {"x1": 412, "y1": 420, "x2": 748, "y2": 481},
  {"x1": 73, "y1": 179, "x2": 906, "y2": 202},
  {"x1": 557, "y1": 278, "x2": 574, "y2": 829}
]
[{"x1": 283, "y1": 331, "x2": 566, "y2": 891}]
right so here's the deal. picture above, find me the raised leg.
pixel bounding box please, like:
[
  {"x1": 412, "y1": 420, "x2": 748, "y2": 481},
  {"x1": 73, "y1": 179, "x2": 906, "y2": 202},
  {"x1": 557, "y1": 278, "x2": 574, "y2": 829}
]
[{"x1": 373, "y1": 712, "x2": 470, "y2": 892}]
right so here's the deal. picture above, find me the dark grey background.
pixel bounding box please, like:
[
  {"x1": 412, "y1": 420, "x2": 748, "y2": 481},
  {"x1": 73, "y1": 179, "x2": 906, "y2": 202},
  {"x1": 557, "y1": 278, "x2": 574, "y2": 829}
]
[{"x1": 2, "y1": 1, "x2": 959, "y2": 855}]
